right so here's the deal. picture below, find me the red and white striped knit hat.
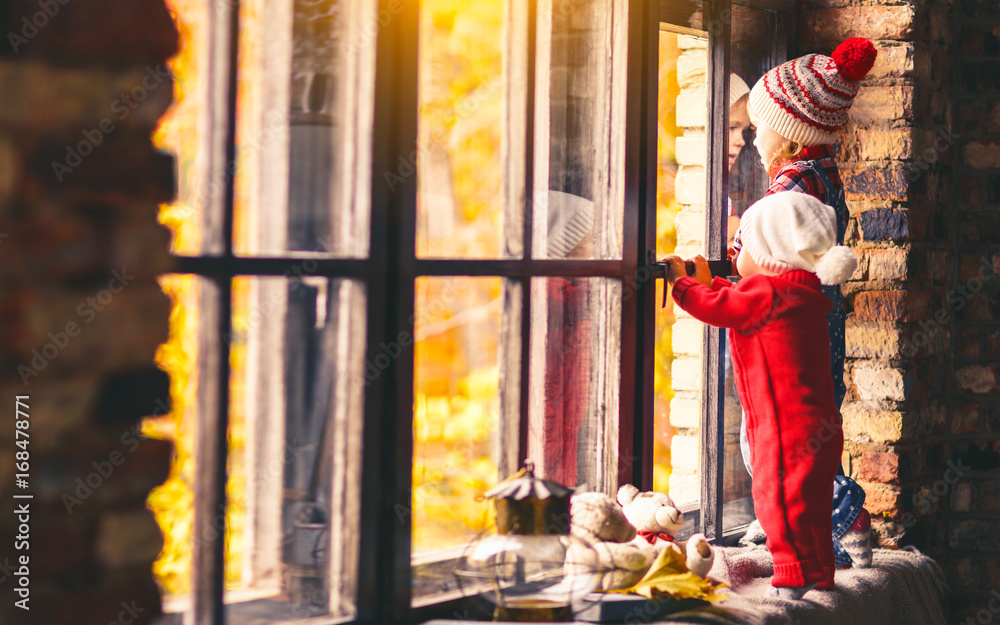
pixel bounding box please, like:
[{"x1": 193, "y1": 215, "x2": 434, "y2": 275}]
[{"x1": 748, "y1": 38, "x2": 877, "y2": 146}]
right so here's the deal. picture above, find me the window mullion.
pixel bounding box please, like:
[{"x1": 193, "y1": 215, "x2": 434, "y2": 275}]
[
  {"x1": 359, "y1": 0, "x2": 419, "y2": 621},
  {"x1": 628, "y1": 0, "x2": 660, "y2": 491},
  {"x1": 192, "y1": 0, "x2": 241, "y2": 619},
  {"x1": 699, "y1": 0, "x2": 732, "y2": 543},
  {"x1": 520, "y1": 0, "x2": 547, "y2": 468}
]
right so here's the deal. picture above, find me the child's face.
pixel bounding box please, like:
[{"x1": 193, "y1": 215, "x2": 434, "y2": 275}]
[
  {"x1": 729, "y1": 99, "x2": 751, "y2": 170},
  {"x1": 748, "y1": 109, "x2": 785, "y2": 168}
]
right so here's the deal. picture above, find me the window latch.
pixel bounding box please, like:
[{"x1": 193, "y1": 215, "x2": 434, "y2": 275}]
[{"x1": 647, "y1": 252, "x2": 733, "y2": 308}]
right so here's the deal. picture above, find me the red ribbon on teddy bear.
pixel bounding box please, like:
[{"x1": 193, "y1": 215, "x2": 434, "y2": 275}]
[{"x1": 636, "y1": 530, "x2": 674, "y2": 545}]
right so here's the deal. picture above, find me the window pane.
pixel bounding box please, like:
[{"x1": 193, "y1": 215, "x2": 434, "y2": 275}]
[
  {"x1": 411, "y1": 277, "x2": 503, "y2": 601},
  {"x1": 722, "y1": 3, "x2": 783, "y2": 532},
  {"x1": 532, "y1": 0, "x2": 627, "y2": 260},
  {"x1": 234, "y1": 0, "x2": 375, "y2": 257},
  {"x1": 653, "y1": 30, "x2": 707, "y2": 507},
  {"x1": 227, "y1": 276, "x2": 365, "y2": 621},
  {"x1": 528, "y1": 277, "x2": 621, "y2": 492},
  {"x1": 415, "y1": 2, "x2": 507, "y2": 259}
]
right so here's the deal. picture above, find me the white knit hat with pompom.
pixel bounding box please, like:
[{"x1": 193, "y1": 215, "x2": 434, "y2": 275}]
[{"x1": 738, "y1": 192, "x2": 857, "y2": 285}]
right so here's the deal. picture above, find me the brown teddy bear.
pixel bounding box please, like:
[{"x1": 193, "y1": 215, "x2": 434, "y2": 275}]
[{"x1": 568, "y1": 491, "x2": 650, "y2": 590}]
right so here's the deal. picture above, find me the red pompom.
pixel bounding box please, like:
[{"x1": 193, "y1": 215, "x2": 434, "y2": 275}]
[{"x1": 831, "y1": 37, "x2": 877, "y2": 81}]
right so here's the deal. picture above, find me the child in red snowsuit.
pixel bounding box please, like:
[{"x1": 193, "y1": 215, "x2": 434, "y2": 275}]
[{"x1": 664, "y1": 192, "x2": 858, "y2": 598}]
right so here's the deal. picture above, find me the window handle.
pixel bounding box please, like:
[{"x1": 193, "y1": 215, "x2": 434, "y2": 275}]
[{"x1": 647, "y1": 254, "x2": 734, "y2": 307}]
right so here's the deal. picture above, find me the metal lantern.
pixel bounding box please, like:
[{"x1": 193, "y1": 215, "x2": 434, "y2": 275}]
[{"x1": 454, "y1": 460, "x2": 600, "y2": 622}]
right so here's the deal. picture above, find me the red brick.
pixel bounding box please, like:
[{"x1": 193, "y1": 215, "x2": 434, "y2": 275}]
[
  {"x1": 846, "y1": 320, "x2": 905, "y2": 359},
  {"x1": 0, "y1": 62, "x2": 174, "y2": 137},
  {"x1": 858, "y1": 451, "x2": 901, "y2": 483},
  {"x1": 951, "y1": 404, "x2": 982, "y2": 435},
  {"x1": 866, "y1": 43, "x2": 922, "y2": 81},
  {"x1": 850, "y1": 87, "x2": 914, "y2": 125},
  {"x1": 957, "y1": 326, "x2": 982, "y2": 359},
  {"x1": 853, "y1": 289, "x2": 931, "y2": 322},
  {"x1": 1, "y1": 213, "x2": 104, "y2": 286},
  {"x1": 958, "y1": 100, "x2": 987, "y2": 134},
  {"x1": 843, "y1": 163, "x2": 910, "y2": 203},
  {"x1": 859, "y1": 481, "x2": 904, "y2": 517},
  {"x1": 865, "y1": 248, "x2": 911, "y2": 281},
  {"x1": 799, "y1": 6, "x2": 915, "y2": 43},
  {"x1": 964, "y1": 141, "x2": 1000, "y2": 169},
  {"x1": 949, "y1": 519, "x2": 1000, "y2": 553},
  {"x1": 30, "y1": 137, "x2": 176, "y2": 205},
  {"x1": 0, "y1": 0, "x2": 178, "y2": 64},
  {"x1": 955, "y1": 365, "x2": 999, "y2": 394},
  {"x1": 96, "y1": 509, "x2": 164, "y2": 570},
  {"x1": 989, "y1": 330, "x2": 1000, "y2": 357},
  {"x1": 989, "y1": 101, "x2": 1000, "y2": 133},
  {"x1": 961, "y1": 176, "x2": 983, "y2": 206},
  {"x1": 841, "y1": 127, "x2": 912, "y2": 162},
  {"x1": 962, "y1": 480, "x2": 1000, "y2": 514},
  {"x1": 28, "y1": 571, "x2": 163, "y2": 625},
  {"x1": 852, "y1": 363, "x2": 911, "y2": 402},
  {"x1": 959, "y1": 292, "x2": 996, "y2": 321},
  {"x1": 959, "y1": 253, "x2": 997, "y2": 281},
  {"x1": 960, "y1": 26, "x2": 986, "y2": 56},
  {"x1": 930, "y1": 251, "x2": 948, "y2": 284},
  {"x1": 842, "y1": 405, "x2": 904, "y2": 444}
]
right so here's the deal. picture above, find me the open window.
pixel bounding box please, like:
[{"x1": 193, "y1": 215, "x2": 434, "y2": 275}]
[{"x1": 149, "y1": 0, "x2": 795, "y2": 623}]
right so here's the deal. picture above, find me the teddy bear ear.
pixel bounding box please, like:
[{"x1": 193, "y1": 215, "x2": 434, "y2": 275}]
[{"x1": 617, "y1": 484, "x2": 639, "y2": 505}]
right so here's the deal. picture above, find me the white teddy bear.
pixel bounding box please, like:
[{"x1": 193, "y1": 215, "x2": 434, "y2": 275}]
[{"x1": 616, "y1": 484, "x2": 714, "y2": 579}]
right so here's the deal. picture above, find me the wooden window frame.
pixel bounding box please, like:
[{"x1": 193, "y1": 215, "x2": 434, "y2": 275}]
[{"x1": 169, "y1": 0, "x2": 795, "y2": 623}]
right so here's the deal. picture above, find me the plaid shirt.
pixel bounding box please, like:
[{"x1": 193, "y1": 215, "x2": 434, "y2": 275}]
[
  {"x1": 734, "y1": 144, "x2": 842, "y2": 253},
  {"x1": 764, "y1": 144, "x2": 842, "y2": 205}
]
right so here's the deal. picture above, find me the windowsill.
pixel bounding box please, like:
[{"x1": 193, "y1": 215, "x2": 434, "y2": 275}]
[{"x1": 418, "y1": 547, "x2": 949, "y2": 625}]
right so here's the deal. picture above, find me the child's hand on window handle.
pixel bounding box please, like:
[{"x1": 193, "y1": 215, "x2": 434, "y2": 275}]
[
  {"x1": 662, "y1": 254, "x2": 712, "y2": 287},
  {"x1": 661, "y1": 255, "x2": 687, "y2": 286},
  {"x1": 687, "y1": 254, "x2": 712, "y2": 286}
]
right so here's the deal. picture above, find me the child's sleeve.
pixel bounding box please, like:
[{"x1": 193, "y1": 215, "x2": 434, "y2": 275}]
[{"x1": 670, "y1": 276, "x2": 773, "y2": 331}]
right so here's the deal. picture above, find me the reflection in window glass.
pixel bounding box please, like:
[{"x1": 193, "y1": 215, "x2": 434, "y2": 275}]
[
  {"x1": 412, "y1": 277, "x2": 502, "y2": 598},
  {"x1": 654, "y1": 30, "x2": 707, "y2": 507},
  {"x1": 528, "y1": 277, "x2": 621, "y2": 492},
  {"x1": 234, "y1": 0, "x2": 375, "y2": 258},
  {"x1": 416, "y1": 1, "x2": 505, "y2": 259},
  {"x1": 532, "y1": 0, "x2": 627, "y2": 260},
  {"x1": 232, "y1": 276, "x2": 366, "y2": 619},
  {"x1": 722, "y1": 4, "x2": 780, "y2": 531}
]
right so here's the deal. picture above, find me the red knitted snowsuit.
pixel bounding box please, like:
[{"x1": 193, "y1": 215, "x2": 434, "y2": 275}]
[{"x1": 672, "y1": 271, "x2": 843, "y2": 588}]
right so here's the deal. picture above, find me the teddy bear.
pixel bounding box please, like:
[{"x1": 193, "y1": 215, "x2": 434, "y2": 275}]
[
  {"x1": 568, "y1": 491, "x2": 651, "y2": 590},
  {"x1": 616, "y1": 484, "x2": 714, "y2": 579}
]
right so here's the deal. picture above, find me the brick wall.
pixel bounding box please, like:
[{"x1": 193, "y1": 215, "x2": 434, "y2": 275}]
[
  {"x1": 0, "y1": 2, "x2": 177, "y2": 623},
  {"x1": 945, "y1": 0, "x2": 1000, "y2": 620},
  {"x1": 799, "y1": 0, "x2": 952, "y2": 551},
  {"x1": 801, "y1": 0, "x2": 1000, "y2": 621}
]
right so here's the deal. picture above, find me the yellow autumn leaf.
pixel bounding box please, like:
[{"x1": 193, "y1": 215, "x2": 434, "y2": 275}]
[{"x1": 611, "y1": 546, "x2": 727, "y2": 603}]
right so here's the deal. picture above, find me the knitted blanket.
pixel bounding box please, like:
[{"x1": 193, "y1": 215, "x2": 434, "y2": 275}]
[{"x1": 662, "y1": 546, "x2": 949, "y2": 625}]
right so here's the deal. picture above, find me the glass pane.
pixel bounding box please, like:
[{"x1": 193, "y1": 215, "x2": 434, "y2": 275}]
[
  {"x1": 722, "y1": 4, "x2": 783, "y2": 532},
  {"x1": 234, "y1": 0, "x2": 375, "y2": 257},
  {"x1": 531, "y1": 0, "x2": 627, "y2": 260},
  {"x1": 411, "y1": 277, "x2": 503, "y2": 600},
  {"x1": 415, "y1": 2, "x2": 507, "y2": 259},
  {"x1": 528, "y1": 277, "x2": 621, "y2": 492},
  {"x1": 653, "y1": 29, "x2": 707, "y2": 507},
  {"x1": 229, "y1": 276, "x2": 365, "y2": 621}
]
